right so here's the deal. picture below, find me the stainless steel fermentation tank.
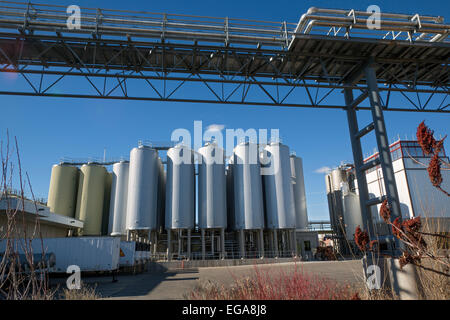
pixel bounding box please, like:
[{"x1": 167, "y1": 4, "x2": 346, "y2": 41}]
[
  {"x1": 229, "y1": 142, "x2": 265, "y2": 259},
  {"x1": 126, "y1": 145, "x2": 159, "y2": 244},
  {"x1": 261, "y1": 142, "x2": 298, "y2": 257},
  {"x1": 165, "y1": 144, "x2": 195, "y2": 260},
  {"x1": 198, "y1": 142, "x2": 227, "y2": 260},
  {"x1": 108, "y1": 161, "x2": 129, "y2": 237}
]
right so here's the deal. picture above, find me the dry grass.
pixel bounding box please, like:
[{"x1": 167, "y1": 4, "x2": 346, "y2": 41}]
[
  {"x1": 358, "y1": 286, "x2": 397, "y2": 300},
  {"x1": 60, "y1": 283, "x2": 102, "y2": 300},
  {"x1": 414, "y1": 218, "x2": 450, "y2": 300},
  {"x1": 186, "y1": 264, "x2": 357, "y2": 300}
]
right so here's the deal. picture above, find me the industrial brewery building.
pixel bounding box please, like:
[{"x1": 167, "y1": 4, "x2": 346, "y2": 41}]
[
  {"x1": 1, "y1": 140, "x2": 318, "y2": 268},
  {"x1": 326, "y1": 139, "x2": 450, "y2": 255}
]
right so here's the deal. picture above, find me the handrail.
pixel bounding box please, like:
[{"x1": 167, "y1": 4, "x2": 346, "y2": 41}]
[{"x1": 0, "y1": 1, "x2": 447, "y2": 47}]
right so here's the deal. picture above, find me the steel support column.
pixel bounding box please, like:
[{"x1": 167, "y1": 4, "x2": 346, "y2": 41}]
[
  {"x1": 167, "y1": 230, "x2": 172, "y2": 261},
  {"x1": 258, "y1": 229, "x2": 264, "y2": 258},
  {"x1": 201, "y1": 229, "x2": 206, "y2": 260},
  {"x1": 178, "y1": 229, "x2": 182, "y2": 258},
  {"x1": 273, "y1": 230, "x2": 279, "y2": 258},
  {"x1": 291, "y1": 230, "x2": 298, "y2": 258},
  {"x1": 211, "y1": 230, "x2": 214, "y2": 258},
  {"x1": 365, "y1": 65, "x2": 403, "y2": 255},
  {"x1": 187, "y1": 229, "x2": 192, "y2": 260},
  {"x1": 344, "y1": 60, "x2": 403, "y2": 258},
  {"x1": 220, "y1": 228, "x2": 226, "y2": 260},
  {"x1": 344, "y1": 88, "x2": 375, "y2": 239},
  {"x1": 239, "y1": 229, "x2": 245, "y2": 259},
  {"x1": 365, "y1": 67, "x2": 402, "y2": 222}
]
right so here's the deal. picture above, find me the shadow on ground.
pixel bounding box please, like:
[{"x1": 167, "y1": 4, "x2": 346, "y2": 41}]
[{"x1": 51, "y1": 260, "x2": 363, "y2": 300}]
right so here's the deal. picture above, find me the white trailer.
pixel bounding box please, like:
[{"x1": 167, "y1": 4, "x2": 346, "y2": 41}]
[
  {"x1": 119, "y1": 241, "x2": 150, "y2": 267},
  {"x1": 0, "y1": 237, "x2": 120, "y2": 273}
]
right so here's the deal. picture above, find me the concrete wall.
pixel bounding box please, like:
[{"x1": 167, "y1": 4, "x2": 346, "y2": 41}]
[{"x1": 0, "y1": 215, "x2": 68, "y2": 239}]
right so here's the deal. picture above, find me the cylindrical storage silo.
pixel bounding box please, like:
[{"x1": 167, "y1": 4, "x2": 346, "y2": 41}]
[
  {"x1": 198, "y1": 142, "x2": 227, "y2": 229},
  {"x1": 330, "y1": 168, "x2": 346, "y2": 191},
  {"x1": 165, "y1": 145, "x2": 195, "y2": 230},
  {"x1": 75, "y1": 163, "x2": 107, "y2": 236},
  {"x1": 342, "y1": 192, "x2": 363, "y2": 240},
  {"x1": 47, "y1": 164, "x2": 79, "y2": 218},
  {"x1": 108, "y1": 161, "x2": 129, "y2": 236},
  {"x1": 290, "y1": 155, "x2": 309, "y2": 230},
  {"x1": 126, "y1": 145, "x2": 159, "y2": 231},
  {"x1": 261, "y1": 142, "x2": 296, "y2": 229},
  {"x1": 231, "y1": 142, "x2": 265, "y2": 230}
]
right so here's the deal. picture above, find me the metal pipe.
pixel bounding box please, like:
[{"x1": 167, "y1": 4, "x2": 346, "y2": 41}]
[
  {"x1": 167, "y1": 230, "x2": 172, "y2": 261},
  {"x1": 296, "y1": 7, "x2": 444, "y2": 31},
  {"x1": 273, "y1": 230, "x2": 279, "y2": 258},
  {"x1": 211, "y1": 230, "x2": 214, "y2": 258},
  {"x1": 187, "y1": 229, "x2": 191, "y2": 260},
  {"x1": 0, "y1": 4, "x2": 447, "y2": 47},
  {"x1": 239, "y1": 229, "x2": 245, "y2": 259},
  {"x1": 178, "y1": 229, "x2": 182, "y2": 258},
  {"x1": 259, "y1": 229, "x2": 264, "y2": 258},
  {"x1": 292, "y1": 230, "x2": 298, "y2": 258},
  {"x1": 300, "y1": 19, "x2": 448, "y2": 36},
  {"x1": 221, "y1": 228, "x2": 225, "y2": 260},
  {"x1": 201, "y1": 229, "x2": 205, "y2": 260},
  {"x1": 152, "y1": 231, "x2": 158, "y2": 255}
]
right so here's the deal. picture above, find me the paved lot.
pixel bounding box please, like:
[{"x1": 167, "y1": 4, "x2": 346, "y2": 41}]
[{"x1": 57, "y1": 260, "x2": 364, "y2": 300}]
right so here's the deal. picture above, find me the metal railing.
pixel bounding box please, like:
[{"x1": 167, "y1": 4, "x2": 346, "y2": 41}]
[
  {"x1": 0, "y1": 188, "x2": 47, "y2": 205},
  {"x1": 0, "y1": 1, "x2": 297, "y2": 47},
  {"x1": 294, "y1": 7, "x2": 448, "y2": 43},
  {"x1": 58, "y1": 156, "x2": 129, "y2": 165},
  {"x1": 0, "y1": 1, "x2": 447, "y2": 48},
  {"x1": 152, "y1": 250, "x2": 301, "y2": 261}
]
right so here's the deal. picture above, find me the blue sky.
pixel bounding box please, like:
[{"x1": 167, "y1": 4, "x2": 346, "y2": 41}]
[{"x1": 0, "y1": 0, "x2": 449, "y2": 221}]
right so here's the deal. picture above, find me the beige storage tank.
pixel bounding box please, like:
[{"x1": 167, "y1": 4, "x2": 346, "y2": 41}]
[
  {"x1": 75, "y1": 163, "x2": 107, "y2": 236},
  {"x1": 47, "y1": 164, "x2": 79, "y2": 218}
]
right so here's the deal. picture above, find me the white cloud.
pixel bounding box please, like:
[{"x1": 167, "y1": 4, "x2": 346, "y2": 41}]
[
  {"x1": 314, "y1": 166, "x2": 332, "y2": 174},
  {"x1": 206, "y1": 124, "x2": 225, "y2": 132}
]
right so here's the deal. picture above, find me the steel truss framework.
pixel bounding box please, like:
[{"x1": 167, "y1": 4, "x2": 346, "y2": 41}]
[{"x1": 0, "y1": 1, "x2": 448, "y2": 112}]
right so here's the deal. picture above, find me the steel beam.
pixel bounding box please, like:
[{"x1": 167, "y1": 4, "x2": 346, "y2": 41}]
[
  {"x1": 365, "y1": 65, "x2": 403, "y2": 253},
  {"x1": 201, "y1": 228, "x2": 206, "y2": 260},
  {"x1": 344, "y1": 87, "x2": 376, "y2": 239},
  {"x1": 239, "y1": 229, "x2": 245, "y2": 259},
  {"x1": 355, "y1": 122, "x2": 375, "y2": 139}
]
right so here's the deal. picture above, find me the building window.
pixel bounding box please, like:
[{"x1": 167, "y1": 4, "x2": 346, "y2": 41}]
[{"x1": 304, "y1": 240, "x2": 311, "y2": 252}]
